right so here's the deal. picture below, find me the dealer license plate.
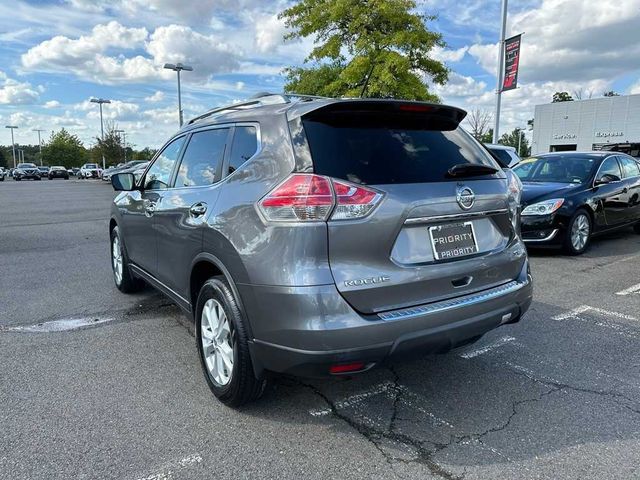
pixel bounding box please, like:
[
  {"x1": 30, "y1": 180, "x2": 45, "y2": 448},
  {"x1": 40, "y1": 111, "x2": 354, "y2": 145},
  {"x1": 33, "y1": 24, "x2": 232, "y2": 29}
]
[{"x1": 429, "y1": 222, "x2": 478, "y2": 260}]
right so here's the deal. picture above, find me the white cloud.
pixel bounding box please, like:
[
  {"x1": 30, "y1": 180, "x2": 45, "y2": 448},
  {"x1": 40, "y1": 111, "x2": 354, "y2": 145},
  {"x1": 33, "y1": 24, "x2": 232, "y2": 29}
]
[
  {"x1": 0, "y1": 71, "x2": 41, "y2": 105},
  {"x1": 21, "y1": 21, "x2": 240, "y2": 85},
  {"x1": 468, "y1": 0, "x2": 640, "y2": 84},
  {"x1": 431, "y1": 46, "x2": 468, "y2": 64},
  {"x1": 44, "y1": 100, "x2": 61, "y2": 109},
  {"x1": 76, "y1": 99, "x2": 141, "y2": 121},
  {"x1": 630, "y1": 80, "x2": 640, "y2": 95},
  {"x1": 254, "y1": 13, "x2": 287, "y2": 53},
  {"x1": 145, "y1": 91, "x2": 165, "y2": 102}
]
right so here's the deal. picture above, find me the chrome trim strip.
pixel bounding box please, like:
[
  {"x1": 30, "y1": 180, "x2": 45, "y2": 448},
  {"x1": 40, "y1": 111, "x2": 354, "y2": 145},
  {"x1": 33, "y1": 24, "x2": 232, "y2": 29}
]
[
  {"x1": 404, "y1": 209, "x2": 508, "y2": 225},
  {"x1": 523, "y1": 229, "x2": 559, "y2": 243},
  {"x1": 378, "y1": 280, "x2": 527, "y2": 321}
]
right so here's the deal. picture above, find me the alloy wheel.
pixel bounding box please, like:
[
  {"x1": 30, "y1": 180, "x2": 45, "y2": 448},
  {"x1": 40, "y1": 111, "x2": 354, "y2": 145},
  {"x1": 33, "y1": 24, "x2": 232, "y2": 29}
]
[
  {"x1": 111, "y1": 236, "x2": 123, "y2": 285},
  {"x1": 570, "y1": 213, "x2": 590, "y2": 251},
  {"x1": 201, "y1": 299, "x2": 234, "y2": 386}
]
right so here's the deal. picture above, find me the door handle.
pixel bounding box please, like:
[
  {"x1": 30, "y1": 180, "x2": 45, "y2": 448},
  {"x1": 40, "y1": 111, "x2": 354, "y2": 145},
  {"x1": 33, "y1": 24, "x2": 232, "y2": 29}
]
[
  {"x1": 145, "y1": 203, "x2": 156, "y2": 216},
  {"x1": 189, "y1": 202, "x2": 207, "y2": 216},
  {"x1": 622, "y1": 187, "x2": 629, "y2": 194}
]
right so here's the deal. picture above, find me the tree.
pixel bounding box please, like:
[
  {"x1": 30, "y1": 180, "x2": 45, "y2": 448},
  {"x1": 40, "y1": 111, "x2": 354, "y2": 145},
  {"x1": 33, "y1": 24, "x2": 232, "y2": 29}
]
[
  {"x1": 41, "y1": 129, "x2": 88, "y2": 167},
  {"x1": 573, "y1": 89, "x2": 593, "y2": 100},
  {"x1": 604, "y1": 91, "x2": 620, "y2": 97},
  {"x1": 95, "y1": 122, "x2": 126, "y2": 166},
  {"x1": 499, "y1": 128, "x2": 530, "y2": 157},
  {"x1": 279, "y1": 0, "x2": 449, "y2": 101},
  {"x1": 466, "y1": 109, "x2": 493, "y2": 141},
  {"x1": 131, "y1": 147, "x2": 157, "y2": 161},
  {"x1": 552, "y1": 91, "x2": 573, "y2": 103},
  {"x1": 480, "y1": 129, "x2": 494, "y2": 144}
]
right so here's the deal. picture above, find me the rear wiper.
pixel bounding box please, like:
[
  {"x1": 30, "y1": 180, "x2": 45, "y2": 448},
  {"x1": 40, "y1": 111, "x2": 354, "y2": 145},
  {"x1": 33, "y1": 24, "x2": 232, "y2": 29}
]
[{"x1": 447, "y1": 163, "x2": 499, "y2": 178}]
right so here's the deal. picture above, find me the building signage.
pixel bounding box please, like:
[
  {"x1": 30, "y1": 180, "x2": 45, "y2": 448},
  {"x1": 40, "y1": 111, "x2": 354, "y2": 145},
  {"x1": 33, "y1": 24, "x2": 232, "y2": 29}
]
[
  {"x1": 502, "y1": 34, "x2": 522, "y2": 92},
  {"x1": 595, "y1": 131, "x2": 624, "y2": 138},
  {"x1": 553, "y1": 133, "x2": 577, "y2": 140}
]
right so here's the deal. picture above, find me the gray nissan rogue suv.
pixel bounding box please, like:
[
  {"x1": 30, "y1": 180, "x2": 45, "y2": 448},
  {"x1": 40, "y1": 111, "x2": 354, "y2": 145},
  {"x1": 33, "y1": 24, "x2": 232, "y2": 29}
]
[{"x1": 109, "y1": 94, "x2": 533, "y2": 406}]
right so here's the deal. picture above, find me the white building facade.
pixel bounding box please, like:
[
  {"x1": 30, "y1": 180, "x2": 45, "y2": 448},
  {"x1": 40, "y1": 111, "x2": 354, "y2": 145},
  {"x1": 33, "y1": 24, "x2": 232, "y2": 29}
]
[{"x1": 532, "y1": 94, "x2": 640, "y2": 156}]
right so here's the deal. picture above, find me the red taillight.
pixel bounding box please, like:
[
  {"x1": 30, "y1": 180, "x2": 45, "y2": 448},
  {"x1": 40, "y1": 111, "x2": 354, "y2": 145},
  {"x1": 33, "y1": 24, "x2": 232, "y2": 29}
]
[
  {"x1": 258, "y1": 174, "x2": 382, "y2": 222},
  {"x1": 399, "y1": 104, "x2": 434, "y2": 112},
  {"x1": 329, "y1": 362, "x2": 366, "y2": 374},
  {"x1": 259, "y1": 174, "x2": 333, "y2": 221},
  {"x1": 331, "y1": 179, "x2": 380, "y2": 220}
]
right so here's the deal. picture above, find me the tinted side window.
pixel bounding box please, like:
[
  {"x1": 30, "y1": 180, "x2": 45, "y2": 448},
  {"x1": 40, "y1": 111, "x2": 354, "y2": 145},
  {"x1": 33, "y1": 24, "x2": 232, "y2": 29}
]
[
  {"x1": 619, "y1": 156, "x2": 640, "y2": 178},
  {"x1": 228, "y1": 126, "x2": 258, "y2": 175},
  {"x1": 175, "y1": 129, "x2": 228, "y2": 187},
  {"x1": 144, "y1": 137, "x2": 184, "y2": 190},
  {"x1": 597, "y1": 157, "x2": 622, "y2": 181}
]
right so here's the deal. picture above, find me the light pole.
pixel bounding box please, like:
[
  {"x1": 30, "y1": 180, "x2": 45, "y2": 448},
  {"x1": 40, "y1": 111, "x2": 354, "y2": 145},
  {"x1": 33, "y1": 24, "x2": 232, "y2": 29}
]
[
  {"x1": 115, "y1": 129, "x2": 126, "y2": 162},
  {"x1": 164, "y1": 63, "x2": 193, "y2": 127},
  {"x1": 5, "y1": 125, "x2": 18, "y2": 168},
  {"x1": 90, "y1": 98, "x2": 111, "y2": 170},
  {"x1": 493, "y1": 0, "x2": 509, "y2": 143},
  {"x1": 32, "y1": 129, "x2": 45, "y2": 166}
]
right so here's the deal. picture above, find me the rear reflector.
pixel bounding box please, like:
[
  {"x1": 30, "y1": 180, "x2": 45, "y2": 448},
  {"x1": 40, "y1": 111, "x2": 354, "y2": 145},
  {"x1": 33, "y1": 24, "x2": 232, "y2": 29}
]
[
  {"x1": 329, "y1": 362, "x2": 366, "y2": 374},
  {"x1": 259, "y1": 174, "x2": 382, "y2": 222}
]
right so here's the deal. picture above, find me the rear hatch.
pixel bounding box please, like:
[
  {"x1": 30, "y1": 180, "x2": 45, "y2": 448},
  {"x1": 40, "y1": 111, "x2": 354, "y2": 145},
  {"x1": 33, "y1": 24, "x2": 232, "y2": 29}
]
[{"x1": 299, "y1": 101, "x2": 522, "y2": 314}]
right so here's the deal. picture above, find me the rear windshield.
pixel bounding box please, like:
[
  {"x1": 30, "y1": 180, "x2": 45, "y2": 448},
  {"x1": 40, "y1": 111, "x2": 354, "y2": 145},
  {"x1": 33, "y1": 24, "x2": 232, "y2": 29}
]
[
  {"x1": 302, "y1": 113, "x2": 498, "y2": 184},
  {"x1": 18, "y1": 163, "x2": 36, "y2": 168},
  {"x1": 85, "y1": 164, "x2": 98, "y2": 168}
]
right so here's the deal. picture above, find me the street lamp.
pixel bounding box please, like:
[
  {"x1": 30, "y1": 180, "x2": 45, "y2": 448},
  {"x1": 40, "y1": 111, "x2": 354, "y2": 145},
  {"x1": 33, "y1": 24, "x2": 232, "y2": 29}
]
[
  {"x1": 114, "y1": 129, "x2": 126, "y2": 162},
  {"x1": 32, "y1": 129, "x2": 45, "y2": 166},
  {"x1": 90, "y1": 98, "x2": 111, "y2": 170},
  {"x1": 5, "y1": 125, "x2": 18, "y2": 168},
  {"x1": 164, "y1": 63, "x2": 193, "y2": 127}
]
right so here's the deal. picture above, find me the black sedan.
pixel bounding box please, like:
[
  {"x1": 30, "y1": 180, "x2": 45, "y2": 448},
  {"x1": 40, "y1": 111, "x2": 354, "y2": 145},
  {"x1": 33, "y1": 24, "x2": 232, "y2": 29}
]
[
  {"x1": 48, "y1": 166, "x2": 69, "y2": 180},
  {"x1": 514, "y1": 152, "x2": 640, "y2": 254}
]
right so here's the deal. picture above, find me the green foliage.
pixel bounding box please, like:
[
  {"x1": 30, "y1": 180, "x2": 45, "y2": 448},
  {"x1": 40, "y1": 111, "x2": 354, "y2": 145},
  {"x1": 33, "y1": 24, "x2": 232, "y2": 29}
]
[
  {"x1": 131, "y1": 147, "x2": 157, "y2": 161},
  {"x1": 41, "y1": 129, "x2": 88, "y2": 168},
  {"x1": 499, "y1": 128, "x2": 530, "y2": 157},
  {"x1": 279, "y1": 0, "x2": 448, "y2": 100},
  {"x1": 95, "y1": 122, "x2": 126, "y2": 166},
  {"x1": 552, "y1": 91, "x2": 573, "y2": 103},
  {"x1": 479, "y1": 128, "x2": 494, "y2": 144}
]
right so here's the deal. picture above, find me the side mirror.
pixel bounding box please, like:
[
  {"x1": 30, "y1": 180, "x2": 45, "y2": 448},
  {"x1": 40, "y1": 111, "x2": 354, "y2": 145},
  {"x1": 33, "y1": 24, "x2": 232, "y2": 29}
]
[
  {"x1": 112, "y1": 173, "x2": 137, "y2": 191},
  {"x1": 595, "y1": 173, "x2": 619, "y2": 185}
]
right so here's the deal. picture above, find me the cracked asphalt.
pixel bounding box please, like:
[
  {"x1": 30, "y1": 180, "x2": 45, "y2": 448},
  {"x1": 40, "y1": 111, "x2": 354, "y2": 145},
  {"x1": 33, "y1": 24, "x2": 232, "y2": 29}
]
[{"x1": 1, "y1": 180, "x2": 640, "y2": 480}]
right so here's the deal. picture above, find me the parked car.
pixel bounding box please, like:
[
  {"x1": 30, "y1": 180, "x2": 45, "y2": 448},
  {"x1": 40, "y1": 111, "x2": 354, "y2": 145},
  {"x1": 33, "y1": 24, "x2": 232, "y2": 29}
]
[
  {"x1": 13, "y1": 163, "x2": 41, "y2": 181},
  {"x1": 48, "y1": 166, "x2": 69, "y2": 180},
  {"x1": 69, "y1": 167, "x2": 80, "y2": 176},
  {"x1": 485, "y1": 144, "x2": 521, "y2": 168},
  {"x1": 37, "y1": 166, "x2": 50, "y2": 178},
  {"x1": 514, "y1": 152, "x2": 640, "y2": 254},
  {"x1": 79, "y1": 163, "x2": 101, "y2": 179},
  {"x1": 0, "y1": 167, "x2": 6, "y2": 181},
  {"x1": 109, "y1": 94, "x2": 532, "y2": 406},
  {"x1": 102, "y1": 161, "x2": 147, "y2": 182}
]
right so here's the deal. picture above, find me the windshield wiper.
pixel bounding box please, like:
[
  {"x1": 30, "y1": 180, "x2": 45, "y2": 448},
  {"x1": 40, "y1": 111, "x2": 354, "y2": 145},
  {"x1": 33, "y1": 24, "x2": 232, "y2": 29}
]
[{"x1": 447, "y1": 163, "x2": 499, "y2": 178}]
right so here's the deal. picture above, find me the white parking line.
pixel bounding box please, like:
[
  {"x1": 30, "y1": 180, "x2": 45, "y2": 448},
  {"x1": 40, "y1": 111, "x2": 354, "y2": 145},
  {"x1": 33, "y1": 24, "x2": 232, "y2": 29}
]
[
  {"x1": 459, "y1": 336, "x2": 517, "y2": 359},
  {"x1": 552, "y1": 305, "x2": 637, "y2": 322},
  {"x1": 136, "y1": 454, "x2": 203, "y2": 480},
  {"x1": 308, "y1": 381, "x2": 455, "y2": 429},
  {"x1": 616, "y1": 283, "x2": 640, "y2": 296}
]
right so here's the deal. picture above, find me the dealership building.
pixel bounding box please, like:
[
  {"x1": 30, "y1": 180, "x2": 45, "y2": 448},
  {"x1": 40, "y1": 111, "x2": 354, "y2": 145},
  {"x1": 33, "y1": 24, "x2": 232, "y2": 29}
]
[{"x1": 531, "y1": 94, "x2": 640, "y2": 157}]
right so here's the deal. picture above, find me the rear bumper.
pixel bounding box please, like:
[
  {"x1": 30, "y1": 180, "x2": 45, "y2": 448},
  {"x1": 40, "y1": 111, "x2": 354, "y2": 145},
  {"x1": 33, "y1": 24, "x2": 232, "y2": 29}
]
[{"x1": 242, "y1": 260, "x2": 533, "y2": 378}]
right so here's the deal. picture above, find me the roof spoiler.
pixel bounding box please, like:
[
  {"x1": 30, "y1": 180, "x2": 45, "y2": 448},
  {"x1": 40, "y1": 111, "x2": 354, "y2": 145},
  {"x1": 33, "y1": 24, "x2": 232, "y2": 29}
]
[{"x1": 297, "y1": 100, "x2": 467, "y2": 131}]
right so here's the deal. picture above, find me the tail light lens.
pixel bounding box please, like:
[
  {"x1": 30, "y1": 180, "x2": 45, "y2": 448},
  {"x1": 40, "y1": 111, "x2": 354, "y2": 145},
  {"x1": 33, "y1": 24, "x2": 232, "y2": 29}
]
[
  {"x1": 259, "y1": 174, "x2": 382, "y2": 222},
  {"x1": 331, "y1": 179, "x2": 381, "y2": 220},
  {"x1": 505, "y1": 169, "x2": 522, "y2": 234}
]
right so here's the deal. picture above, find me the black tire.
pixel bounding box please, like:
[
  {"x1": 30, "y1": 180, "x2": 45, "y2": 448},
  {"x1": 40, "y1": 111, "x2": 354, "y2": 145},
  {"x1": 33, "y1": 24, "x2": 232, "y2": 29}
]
[
  {"x1": 15, "y1": 177, "x2": 21, "y2": 181},
  {"x1": 563, "y1": 209, "x2": 592, "y2": 255},
  {"x1": 109, "y1": 225, "x2": 144, "y2": 293},
  {"x1": 634, "y1": 222, "x2": 640, "y2": 234},
  {"x1": 35, "y1": 177, "x2": 41, "y2": 181},
  {"x1": 196, "y1": 277, "x2": 266, "y2": 407}
]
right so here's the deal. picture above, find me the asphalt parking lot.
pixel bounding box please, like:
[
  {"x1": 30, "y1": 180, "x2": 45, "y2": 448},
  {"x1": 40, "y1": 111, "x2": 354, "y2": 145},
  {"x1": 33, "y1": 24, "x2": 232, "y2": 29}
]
[{"x1": 1, "y1": 179, "x2": 639, "y2": 480}]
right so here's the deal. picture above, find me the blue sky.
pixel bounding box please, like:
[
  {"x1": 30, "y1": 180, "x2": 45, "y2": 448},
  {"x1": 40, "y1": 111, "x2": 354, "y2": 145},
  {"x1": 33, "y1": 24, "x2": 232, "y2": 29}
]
[{"x1": 1, "y1": 0, "x2": 639, "y2": 149}]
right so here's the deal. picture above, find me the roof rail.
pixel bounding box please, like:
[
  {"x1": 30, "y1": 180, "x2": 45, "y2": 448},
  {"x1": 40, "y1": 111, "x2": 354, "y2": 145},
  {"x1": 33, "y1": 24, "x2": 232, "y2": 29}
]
[{"x1": 187, "y1": 92, "x2": 329, "y2": 125}]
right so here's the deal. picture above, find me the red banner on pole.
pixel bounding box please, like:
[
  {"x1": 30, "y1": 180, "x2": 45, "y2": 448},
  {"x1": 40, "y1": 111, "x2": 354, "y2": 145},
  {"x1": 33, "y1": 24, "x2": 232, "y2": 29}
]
[{"x1": 502, "y1": 34, "x2": 521, "y2": 91}]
